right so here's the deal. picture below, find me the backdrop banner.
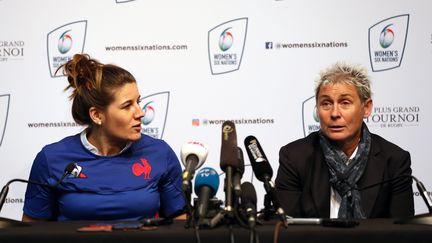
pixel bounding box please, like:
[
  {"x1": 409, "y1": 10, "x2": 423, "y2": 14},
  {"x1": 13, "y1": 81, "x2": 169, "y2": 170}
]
[{"x1": 0, "y1": 0, "x2": 430, "y2": 220}]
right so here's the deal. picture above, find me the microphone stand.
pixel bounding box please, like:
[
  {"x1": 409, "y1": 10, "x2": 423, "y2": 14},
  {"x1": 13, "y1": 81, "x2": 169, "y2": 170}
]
[
  {"x1": 0, "y1": 166, "x2": 76, "y2": 229},
  {"x1": 262, "y1": 178, "x2": 288, "y2": 227},
  {"x1": 0, "y1": 179, "x2": 35, "y2": 229},
  {"x1": 222, "y1": 167, "x2": 239, "y2": 243},
  {"x1": 259, "y1": 193, "x2": 276, "y2": 221},
  {"x1": 394, "y1": 176, "x2": 432, "y2": 225},
  {"x1": 182, "y1": 179, "x2": 194, "y2": 229},
  {"x1": 356, "y1": 174, "x2": 432, "y2": 225},
  {"x1": 208, "y1": 166, "x2": 235, "y2": 229},
  {"x1": 225, "y1": 166, "x2": 234, "y2": 218}
]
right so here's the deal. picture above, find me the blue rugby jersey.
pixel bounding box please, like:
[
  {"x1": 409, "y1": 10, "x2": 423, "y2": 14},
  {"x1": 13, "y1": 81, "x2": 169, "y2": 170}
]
[{"x1": 23, "y1": 134, "x2": 185, "y2": 221}]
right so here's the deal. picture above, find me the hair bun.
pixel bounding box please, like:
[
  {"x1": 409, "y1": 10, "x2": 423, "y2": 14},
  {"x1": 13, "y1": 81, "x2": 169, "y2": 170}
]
[{"x1": 60, "y1": 53, "x2": 103, "y2": 97}]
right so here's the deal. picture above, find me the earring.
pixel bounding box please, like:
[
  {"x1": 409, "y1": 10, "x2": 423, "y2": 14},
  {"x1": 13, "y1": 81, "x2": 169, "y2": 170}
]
[{"x1": 98, "y1": 121, "x2": 102, "y2": 125}]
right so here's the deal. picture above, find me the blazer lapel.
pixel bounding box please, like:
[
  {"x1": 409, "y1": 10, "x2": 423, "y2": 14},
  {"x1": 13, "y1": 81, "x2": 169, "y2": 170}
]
[{"x1": 357, "y1": 138, "x2": 385, "y2": 217}]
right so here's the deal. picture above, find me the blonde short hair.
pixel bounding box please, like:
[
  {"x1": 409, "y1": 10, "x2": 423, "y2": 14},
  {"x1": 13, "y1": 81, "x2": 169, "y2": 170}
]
[{"x1": 315, "y1": 62, "x2": 372, "y2": 103}]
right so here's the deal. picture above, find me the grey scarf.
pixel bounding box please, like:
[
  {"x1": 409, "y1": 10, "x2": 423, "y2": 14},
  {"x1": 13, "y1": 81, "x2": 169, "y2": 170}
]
[{"x1": 319, "y1": 123, "x2": 371, "y2": 219}]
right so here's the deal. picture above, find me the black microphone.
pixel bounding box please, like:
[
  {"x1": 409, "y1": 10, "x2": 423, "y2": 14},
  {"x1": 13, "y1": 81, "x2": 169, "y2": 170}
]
[
  {"x1": 244, "y1": 135, "x2": 288, "y2": 226},
  {"x1": 233, "y1": 147, "x2": 245, "y2": 197},
  {"x1": 0, "y1": 179, "x2": 46, "y2": 213},
  {"x1": 281, "y1": 174, "x2": 431, "y2": 226},
  {"x1": 305, "y1": 173, "x2": 432, "y2": 225},
  {"x1": 331, "y1": 173, "x2": 432, "y2": 225},
  {"x1": 220, "y1": 121, "x2": 239, "y2": 214},
  {"x1": 355, "y1": 174, "x2": 432, "y2": 217},
  {"x1": 244, "y1": 136, "x2": 272, "y2": 181},
  {"x1": 0, "y1": 162, "x2": 77, "y2": 212},
  {"x1": 413, "y1": 176, "x2": 432, "y2": 213},
  {"x1": 55, "y1": 162, "x2": 79, "y2": 187},
  {"x1": 0, "y1": 162, "x2": 77, "y2": 229},
  {"x1": 240, "y1": 182, "x2": 257, "y2": 228}
]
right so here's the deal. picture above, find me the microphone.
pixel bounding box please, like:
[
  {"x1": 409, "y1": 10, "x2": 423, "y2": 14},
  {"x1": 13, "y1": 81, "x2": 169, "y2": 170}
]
[
  {"x1": 56, "y1": 162, "x2": 79, "y2": 186},
  {"x1": 358, "y1": 175, "x2": 432, "y2": 213},
  {"x1": 194, "y1": 167, "x2": 220, "y2": 224},
  {"x1": 331, "y1": 173, "x2": 431, "y2": 225},
  {"x1": 180, "y1": 141, "x2": 208, "y2": 191},
  {"x1": 0, "y1": 162, "x2": 77, "y2": 212},
  {"x1": 413, "y1": 176, "x2": 432, "y2": 213},
  {"x1": 220, "y1": 121, "x2": 239, "y2": 214},
  {"x1": 353, "y1": 174, "x2": 432, "y2": 225},
  {"x1": 233, "y1": 147, "x2": 245, "y2": 197},
  {"x1": 244, "y1": 135, "x2": 288, "y2": 226},
  {"x1": 244, "y1": 136, "x2": 272, "y2": 181},
  {"x1": 240, "y1": 182, "x2": 257, "y2": 228},
  {"x1": 0, "y1": 162, "x2": 77, "y2": 228},
  {"x1": 0, "y1": 179, "x2": 45, "y2": 213}
]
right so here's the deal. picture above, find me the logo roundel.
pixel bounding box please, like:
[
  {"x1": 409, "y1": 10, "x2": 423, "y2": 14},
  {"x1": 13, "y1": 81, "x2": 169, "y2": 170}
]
[
  {"x1": 379, "y1": 24, "x2": 394, "y2": 49},
  {"x1": 58, "y1": 30, "x2": 73, "y2": 54},
  {"x1": 141, "y1": 101, "x2": 155, "y2": 125},
  {"x1": 218, "y1": 27, "x2": 234, "y2": 52}
]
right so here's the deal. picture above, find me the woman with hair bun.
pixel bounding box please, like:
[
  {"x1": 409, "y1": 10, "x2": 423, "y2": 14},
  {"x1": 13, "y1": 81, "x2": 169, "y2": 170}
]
[{"x1": 22, "y1": 54, "x2": 185, "y2": 221}]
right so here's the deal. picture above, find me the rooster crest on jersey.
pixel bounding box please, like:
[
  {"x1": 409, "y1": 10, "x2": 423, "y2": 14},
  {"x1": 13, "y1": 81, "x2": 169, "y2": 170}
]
[{"x1": 132, "y1": 158, "x2": 152, "y2": 180}]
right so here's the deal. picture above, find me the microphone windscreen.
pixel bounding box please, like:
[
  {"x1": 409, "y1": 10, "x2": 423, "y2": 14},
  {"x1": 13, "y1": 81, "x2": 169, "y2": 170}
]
[
  {"x1": 244, "y1": 135, "x2": 273, "y2": 182},
  {"x1": 241, "y1": 182, "x2": 257, "y2": 208},
  {"x1": 220, "y1": 121, "x2": 238, "y2": 171},
  {"x1": 194, "y1": 167, "x2": 220, "y2": 197},
  {"x1": 180, "y1": 141, "x2": 208, "y2": 168},
  {"x1": 64, "y1": 162, "x2": 77, "y2": 174}
]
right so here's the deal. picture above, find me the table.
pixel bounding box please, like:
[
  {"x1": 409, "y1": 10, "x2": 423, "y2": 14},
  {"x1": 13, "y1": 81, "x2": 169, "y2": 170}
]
[{"x1": 1, "y1": 218, "x2": 432, "y2": 243}]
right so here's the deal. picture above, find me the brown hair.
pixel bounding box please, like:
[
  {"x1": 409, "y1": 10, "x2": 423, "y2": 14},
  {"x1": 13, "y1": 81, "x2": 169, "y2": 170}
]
[{"x1": 57, "y1": 54, "x2": 136, "y2": 126}]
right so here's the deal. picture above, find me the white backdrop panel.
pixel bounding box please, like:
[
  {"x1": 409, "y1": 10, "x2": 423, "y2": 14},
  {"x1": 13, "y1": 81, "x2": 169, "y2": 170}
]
[{"x1": 0, "y1": 0, "x2": 431, "y2": 220}]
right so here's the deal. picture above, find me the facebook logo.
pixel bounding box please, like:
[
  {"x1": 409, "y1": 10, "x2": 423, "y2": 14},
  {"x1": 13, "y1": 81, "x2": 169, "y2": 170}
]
[{"x1": 265, "y1": 42, "x2": 273, "y2": 49}]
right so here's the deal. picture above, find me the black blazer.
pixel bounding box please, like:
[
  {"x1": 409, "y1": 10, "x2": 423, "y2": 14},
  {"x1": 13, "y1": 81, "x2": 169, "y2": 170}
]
[{"x1": 275, "y1": 132, "x2": 414, "y2": 218}]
